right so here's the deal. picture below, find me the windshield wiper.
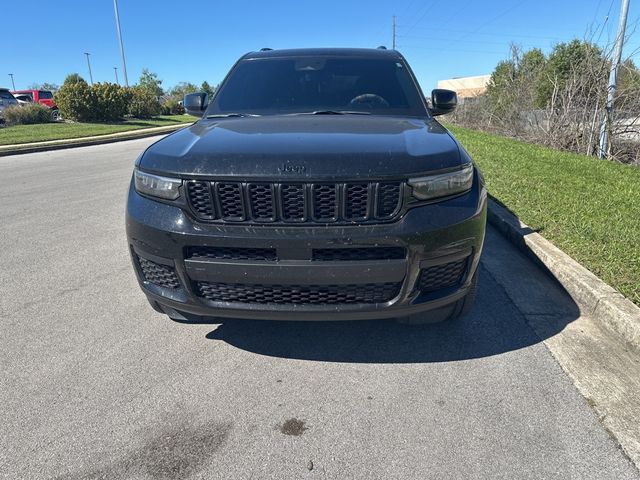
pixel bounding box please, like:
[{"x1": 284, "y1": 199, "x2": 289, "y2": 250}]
[
  {"x1": 205, "y1": 113, "x2": 260, "y2": 118},
  {"x1": 305, "y1": 110, "x2": 372, "y2": 115}
]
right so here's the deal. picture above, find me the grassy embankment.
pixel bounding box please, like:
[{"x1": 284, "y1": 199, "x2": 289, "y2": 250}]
[
  {"x1": 446, "y1": 124, "x2": 640, "y2": 305},
  {"x1": 0, "y1": 115, "x2": 197, "y2": 145}
]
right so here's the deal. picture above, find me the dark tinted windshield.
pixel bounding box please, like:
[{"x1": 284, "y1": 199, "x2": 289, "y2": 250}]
[
  {"x1": 0, "y1": 90, "x2": 16, "y2": 100},
  {"x1": 208, "y1": 56, "x2": 427, "y2": 117},
  {"x1": 38, "y1": 91, "x2": 53, "y2": 99}
]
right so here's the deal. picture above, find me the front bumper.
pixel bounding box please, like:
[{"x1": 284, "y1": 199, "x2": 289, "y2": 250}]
[{"x1": 126, "y1": 174, "x2": 487, "y2": 321}]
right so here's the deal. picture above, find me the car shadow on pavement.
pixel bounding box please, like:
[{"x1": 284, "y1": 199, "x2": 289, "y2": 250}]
[{"x1": 201, "y1": 265, "x2": 580, "y2": 363}]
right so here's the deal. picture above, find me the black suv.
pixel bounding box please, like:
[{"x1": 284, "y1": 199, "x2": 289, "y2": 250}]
[{"x1": 126, "y1": 48, "x2": 486, "y2": 324}]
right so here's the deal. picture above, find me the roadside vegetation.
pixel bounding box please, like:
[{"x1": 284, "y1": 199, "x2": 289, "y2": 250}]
[
  {"x1": 447, "y1": 124, "x2": 640, "y2": 305},
  {"x1": 449, "y1": 39, "x2": 640, "y2": 165},
  {"x1": 0, "y1": 69, "x2": 213, "y2": 144}
]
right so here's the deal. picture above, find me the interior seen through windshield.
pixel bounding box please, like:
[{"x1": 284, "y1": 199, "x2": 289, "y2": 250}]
[{"x1": 209, "y1": 56, "x2": 427, "y2": 116}]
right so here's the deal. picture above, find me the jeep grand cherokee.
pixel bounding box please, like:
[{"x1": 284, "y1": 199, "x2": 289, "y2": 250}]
[{"x1": 126, "y1": 48, "x2": 487, "y2": 324}]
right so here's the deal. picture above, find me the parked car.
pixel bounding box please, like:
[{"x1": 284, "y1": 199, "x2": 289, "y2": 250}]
[
  {"x1": 126, "y1": 47, "x2": 487, "y2": 324},
  {"x1": 11, "y1": 89, "x2": 60, "y2": 120},
  {"x1": 0, "y1": 88, "x2": 19, "y2": 120}
]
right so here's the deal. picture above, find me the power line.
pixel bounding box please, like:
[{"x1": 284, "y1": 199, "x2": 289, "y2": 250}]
[
  {"x1": 403, "y1": 0, "x2": 442, "y2": 35},
  {"x1": 399, "y1": 0, "x2": 419, "y2": 18},
  {"x1": 396, "y1": 24, "x2": 562, "y2": 41},
  {"x1": 398, "y1": 44, "x2": 509, "y2": 56},
  {"x1": 457, "y1": 0, "x2": 527, "y2": 40},
  {"x1": 596, "y1": 0, "x2": 616, "y2": 44},
  {"x1": 397, "y1": 33, "x2": 548, "y2": 48}
]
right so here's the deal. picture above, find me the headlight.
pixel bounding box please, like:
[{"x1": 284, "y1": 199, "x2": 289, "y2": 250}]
[
  {"x1": 134, "y1": 169, "x2": 181, "y2": 200},
  {"x1": 408, "y1": 164, "x2": 473, "y2": 201}
]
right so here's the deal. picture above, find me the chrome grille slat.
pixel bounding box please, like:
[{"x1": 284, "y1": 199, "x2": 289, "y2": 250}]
[{"x1": 185, "y1": 180, "x2": 403, "y2": 224}]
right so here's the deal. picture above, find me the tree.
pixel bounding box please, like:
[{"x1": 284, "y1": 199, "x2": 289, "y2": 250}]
[
  {"x1": 28, "y1": 82, "x2": 60, "y2": 92},
  {"x1": 169, "y1": 82, "x2": 198, "y2": 98},
  {"x1": 138, "y1": 68, "x2": 164, "y2": 97},
  {"x1": 486, "y1": 59, "x2": 517, "y2": 116},
  {"x1": 536, "y1": 40, "x2": 605, "y2": 107},
  {"x1": 63, "y1": 73, "x2": 86, "y2": 85},
  {"x1": 201, "y1": 81, "x2": 216, "y2": 97}
]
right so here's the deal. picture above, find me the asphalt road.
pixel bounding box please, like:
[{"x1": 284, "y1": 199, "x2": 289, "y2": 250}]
[{"x1": 0, "y1": 137, "x2": 637, "y2": 480}]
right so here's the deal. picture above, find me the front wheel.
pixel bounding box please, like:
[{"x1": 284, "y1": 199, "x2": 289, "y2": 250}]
[
  {"x1": 396, "y1": 272, "x2": 479, "y2": 325},
  {"x1": 51, "y1": 109, "x2": 61, "y2": 121}
]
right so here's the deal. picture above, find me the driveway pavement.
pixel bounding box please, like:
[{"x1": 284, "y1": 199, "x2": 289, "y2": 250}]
[{"x1": 0, "y1": 138, "x2": 637, "y2": 479}]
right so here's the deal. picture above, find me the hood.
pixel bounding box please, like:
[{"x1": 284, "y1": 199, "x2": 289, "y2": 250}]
[{"x1": 139, "y1": 115, "x2": 462, "y2": 180}]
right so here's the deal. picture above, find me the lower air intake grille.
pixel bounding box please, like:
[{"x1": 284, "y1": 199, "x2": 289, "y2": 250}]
[
  {"x1": 417, "y1": 258, "x2": 468, "y2": 293},
  {"x1": 187, "y1": 246, "x2": 277, "y2": 262},
  {"x1": 137, "y1": 256, "x2": 181, "y2": 289},
  {"x1": 196, "y1": 282, "x2": 401, "y2": 305},
  {"x1": 312, "y1": 247, "x2": 406, "y2": 261}
]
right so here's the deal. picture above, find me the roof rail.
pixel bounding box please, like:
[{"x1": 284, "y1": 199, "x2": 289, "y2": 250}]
[
  {"x1": 377, "y1": 46, "x2": 387, "y2": 50},
  {"x1": 260, "y1": 47, "x2": 273, "y2": 51}
]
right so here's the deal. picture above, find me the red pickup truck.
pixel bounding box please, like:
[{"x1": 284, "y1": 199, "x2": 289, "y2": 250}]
[{"x1": 12, "y1": 89, "x2": 60, "y2": 120}]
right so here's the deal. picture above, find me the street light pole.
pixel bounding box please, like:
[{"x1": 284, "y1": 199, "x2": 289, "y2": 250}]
[
  {"x1": 8, "y1": 73, "x2": 16, "y2": 90},
  {"x1": 392, "y1": 15, "x2": 396, "y2": 50},
  {"x1": 84, "y1": 52, "x2": 94, "y2": 85},
  {"x1": 598, "y1": 0, "x2": 630, "y2": 158},
  {"x1": 114, "y1": 67, "x2": 119, "y2": 85},
  {"x1": 113, "y1": 0, "x2": 129, "y2": 87}
]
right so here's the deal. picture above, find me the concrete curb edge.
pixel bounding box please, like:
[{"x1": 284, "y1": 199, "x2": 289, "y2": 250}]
[
  {"x1": 0, "y1": 123, "x2": 192, "y2": 157},
  {"x1": 487, "y1": 198, "x2": 640, "y2": 348}
]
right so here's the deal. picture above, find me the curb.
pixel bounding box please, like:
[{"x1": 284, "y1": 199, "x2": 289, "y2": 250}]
[
  {"x1": 487, "y1": 198, "x2": 640, "y2": 348},
  {"x1": 0, "y1": 123, "x2": 192, "y2": 157}
]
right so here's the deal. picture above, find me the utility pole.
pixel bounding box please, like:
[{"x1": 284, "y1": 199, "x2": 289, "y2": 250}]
[
  {"x1": 113, "y1": 0, "x2": 129, "y2": 87},
  {"x1": 598, "y1": 0, "x2": 630, "y2": 158},
  {"x1": 8, "y1": 73, "x2": 16, "y2": 90},
  {"x1": 84, "y1": 52, "x2": 94, "y2": 85},
  {"x1": 392, "y1": 15, "x2": 396, "y2": 50},
  {"x1": 114, "y1": 66, "x2": 119, "y2": 85}
]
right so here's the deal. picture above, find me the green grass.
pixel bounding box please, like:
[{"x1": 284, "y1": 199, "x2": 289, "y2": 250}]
[
  {"x1": 446, "y1": 124, "x2": 640, "y2": 306},
  {"x1": 0, "y1": 115, "x2": 197, "y2": 145}
]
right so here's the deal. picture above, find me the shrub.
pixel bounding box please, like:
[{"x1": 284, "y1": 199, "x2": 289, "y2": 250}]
[
  {"x1": 92, "y1": 83, "x2": 130, "y2": 121},
  {"x1": 128, "y1": 86, "x2": 161, "y2": 118},
  {"x1": 2, "y1": 104, "x2": 52, "y2": 125},
  {"x1": 161, "y1": 97, "x2": 185, "y2": 115},
  {"x1": 55, "y1": 80, "x2": 95, "y2": 121}
]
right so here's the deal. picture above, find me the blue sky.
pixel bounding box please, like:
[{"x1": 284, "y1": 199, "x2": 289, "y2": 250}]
[{"x1": 5, "y1": 0, "x2": 639, "y2": 93}]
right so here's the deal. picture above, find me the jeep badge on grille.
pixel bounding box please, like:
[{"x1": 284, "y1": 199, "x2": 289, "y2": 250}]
[{"x1": 278, "y1": 164, "x2": 306, "y2": 174}]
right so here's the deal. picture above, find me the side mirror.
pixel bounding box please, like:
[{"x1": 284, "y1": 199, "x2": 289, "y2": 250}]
[
  {"x1": 183, "y1": 92, "x2": 208, "y2": 116},
  {"x1": 429, "y1": 89, "x2": 457, "y2": 116}
]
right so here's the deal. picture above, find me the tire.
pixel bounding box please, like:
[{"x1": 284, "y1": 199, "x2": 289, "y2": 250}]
[
  {"x1": 51, "y1": 109, "x2": 60, "y2": 121},
  {"x1": 396, "y1": 271, "x2": 479, "y2": 325}
]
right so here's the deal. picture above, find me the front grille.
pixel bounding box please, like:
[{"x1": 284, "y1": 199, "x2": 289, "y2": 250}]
[
  {"x1": 417, "y1": 258, "x2": 468, "y2": 293},
  {"x1": 187, "y1": 246, "x2": 277, "y2": 262},
  {"x1": 196, "y1": 281, "x2": 402, "y2": 305},
  {"x1": 137, "y1": 256, "x2": 181, "y2": 289},
  {"x1": 312, "y1": 247, "x2": 406, "y2": 261},
  {"x1": 185, "y1": 180, "x2": 403, "y2": 224}
]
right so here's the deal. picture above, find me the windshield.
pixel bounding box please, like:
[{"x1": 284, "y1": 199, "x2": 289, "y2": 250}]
[{"x1": 207, "y1": 56, "x2": 428, "y2": 117}]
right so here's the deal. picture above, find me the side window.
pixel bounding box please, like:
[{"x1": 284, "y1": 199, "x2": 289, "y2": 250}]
[{"x1": 39, "y1": 91, "x2": 53, "y2": 100}]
